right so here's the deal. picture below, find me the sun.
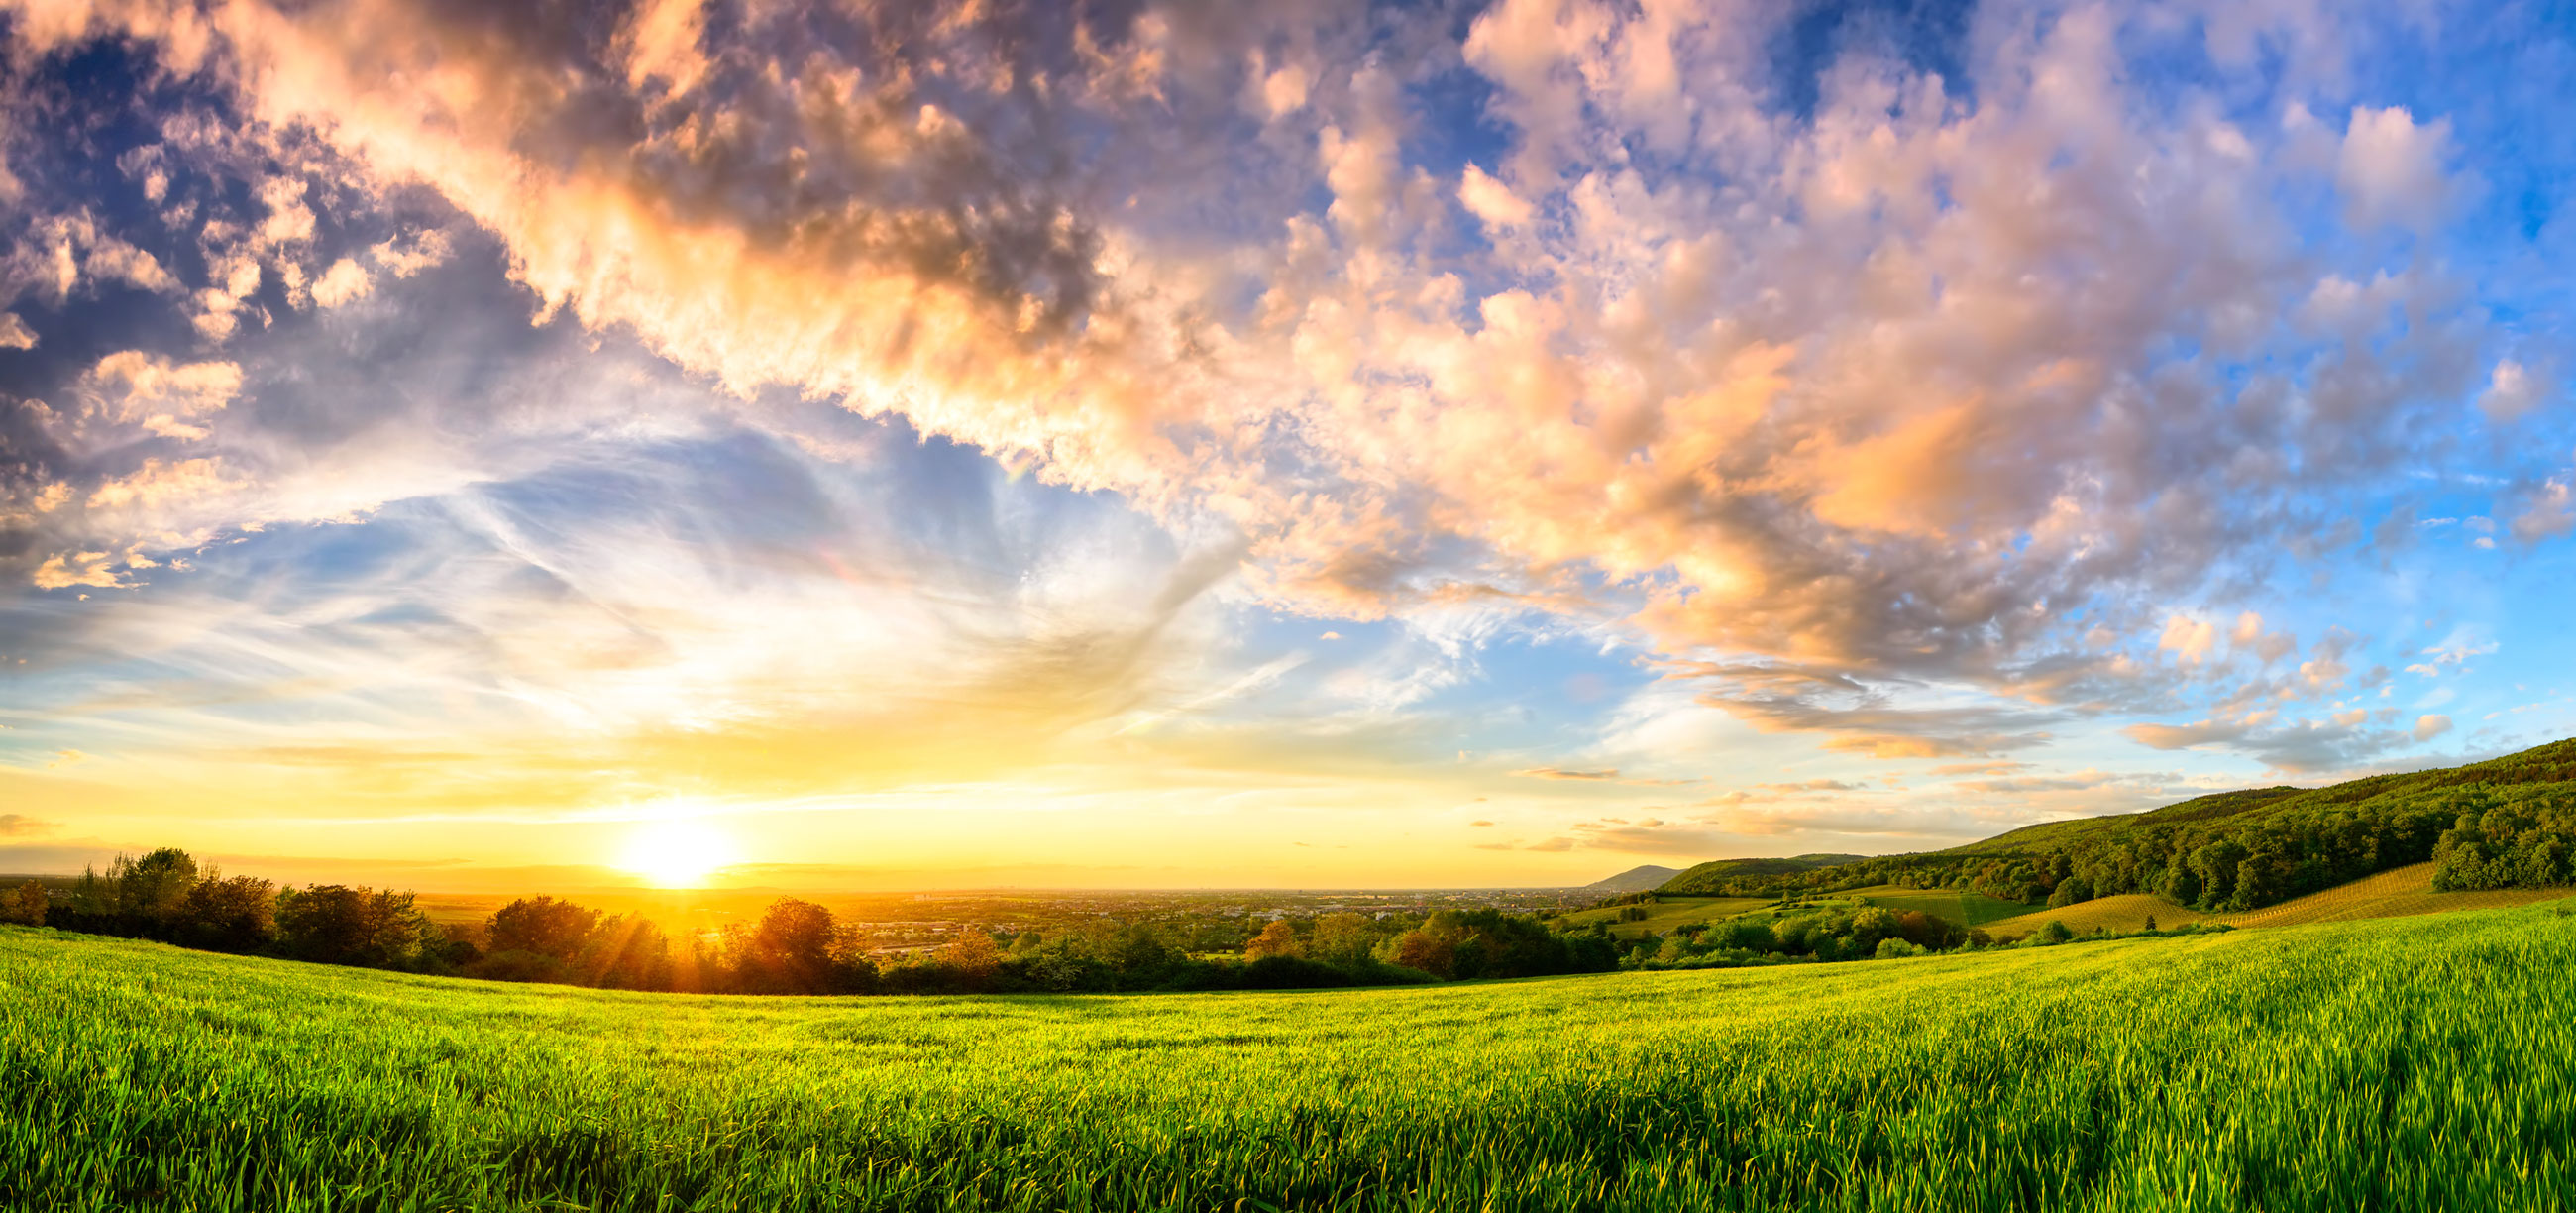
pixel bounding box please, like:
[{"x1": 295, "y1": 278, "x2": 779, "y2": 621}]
[{"x1": 617, "y1": 819, "x2": 740, "y2": 888}]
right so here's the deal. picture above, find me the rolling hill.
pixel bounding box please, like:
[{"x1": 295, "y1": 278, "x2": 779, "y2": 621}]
[
  {"x1": 1659, "y1": 739, "x2": 2576, "y2": 917},
  {"x1": 1580, "y1": 864, "x2": 1683, "y2": 893},
  {"x1": 1656, "y1": 853, "x2": 1866, "y2": 895}
]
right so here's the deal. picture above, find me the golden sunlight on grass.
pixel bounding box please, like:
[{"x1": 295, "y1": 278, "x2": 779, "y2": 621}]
[{"x1": 617, "y1": 818, "x2": 740, "y2": 889}]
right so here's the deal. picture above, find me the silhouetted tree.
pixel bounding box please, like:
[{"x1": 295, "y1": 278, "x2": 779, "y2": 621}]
[
  {"x1": 487, "y1": 896, "x2": 602, "y2": 961},
  {"x1": 274, "y1": 885, "x2": 432, "y2": 968},
  {"x1": 941, "y1": 932, "x2": 1002, "y2": 989},
  {"x1": 179, "y1": 874, "x2": 275, "y2": 950},
  {"x1": 741, "y1": 898, "x2": 838, "y2": 993},
  {"x1": 578, "y1": 914, "x2": 674, "y2": 990},
  {"x1": 118, "y1": 848, "x2": 200, "y2": 932}
]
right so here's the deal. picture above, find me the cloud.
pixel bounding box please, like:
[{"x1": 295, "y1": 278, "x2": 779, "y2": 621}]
[
  {"x1": 1457, "y1": 163, "x2": 1535, "y2": 229},
  {"x1": 74, "y1": 351, "x2": 243, "y2": 440},
  {"x1": 2510, "y1": 478, "x2": 2576, "y2": 543},
  {"x1": 0, "y1": 0, "x2": 2552, "y2": 861},
  {"x1": 0, "y1": 0, "x2": 2506, "y2": 706},
  {"x1": 0, "y1": 311, "x2": 33, "y2": 349},
  {"x1": 2123, "y1": 708, "x2": 2450, "y2": 773},
  {"x1": 2339, "y1": 106, "x2": 2455, "y2": 230},
  {"x1": 2121, "y1": 718, "x2": 2250, "y2": 751},
  {"x1": 308, "y1": 257, "x2": 371, "y2": 307},
  {"x1": 0, "y1": 814, "x2": 57, "y2": 836},
  {"x1": 2478, "y1": 360, "x2": 2547, "y2": 423}
]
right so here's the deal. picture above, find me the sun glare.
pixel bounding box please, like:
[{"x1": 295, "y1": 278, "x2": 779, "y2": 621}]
[{"x1": 618, "y1": 819, "x2": 740, "y2": 888}]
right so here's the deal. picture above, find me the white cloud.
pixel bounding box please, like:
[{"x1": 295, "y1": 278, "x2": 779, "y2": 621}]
[{"x1": 2338, "y1": 105, "x2": 2454, "y2": 230}]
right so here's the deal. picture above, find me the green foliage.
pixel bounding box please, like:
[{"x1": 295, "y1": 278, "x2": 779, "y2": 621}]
[
  {"x1": 4, "y1": 901, "x2": 2571, "y2": 1210},
  {"x1": 2433, "y1": 806, "x2": 2576, "y2": 891}
]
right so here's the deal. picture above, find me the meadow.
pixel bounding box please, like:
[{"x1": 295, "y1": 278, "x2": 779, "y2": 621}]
[
  {"x1": 1553, "y1": 895, "x2": 1774, "y2": 938},
  {"x1": 6, "y1": 898, "x2": 2574, "y2": 1211}
]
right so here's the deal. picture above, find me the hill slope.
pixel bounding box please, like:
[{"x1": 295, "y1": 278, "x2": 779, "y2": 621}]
[
  {"x1": 8, "y1": 903, "x2": 2575, "y2": 1210},
  {"x1": 1581, "y1": 864, "x2": 1683, "y2": 893},
  {"x1": 1664, "y1": 738, "x2": 2576, "y2": 915},
  {"x1": 1658, "y1": 853, "x2": 1865, "y2": 895}
]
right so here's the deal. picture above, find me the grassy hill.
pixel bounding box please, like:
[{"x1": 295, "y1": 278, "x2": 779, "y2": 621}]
[
  {"x1": 9, "y1": 902, "x2": 2576, "y2": 1210},
  {"x1": 1980, "y1": 860, "x2": 2575, "y2": 939},
  {"x1": 1665, "y1": 739, "x2": 2576, "y2": 915},
  {"x1": 1657, "y1": 853, "x2": 1865, "y2": 895}
]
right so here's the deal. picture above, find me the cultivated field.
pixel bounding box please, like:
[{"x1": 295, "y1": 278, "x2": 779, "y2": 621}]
[
  {"x1": 1983, "y1": 863, "x2": 2573, "y2": 938},
  {"x1": 1983, "y1": 894, "x2": 2215, "y2": 938},
  {"x1": 2222, "y1": 860, "x2": 2574, "y2": 928},
  {"x1": 7, "y1": 899, "x2": 2574, "y2": 1211}
]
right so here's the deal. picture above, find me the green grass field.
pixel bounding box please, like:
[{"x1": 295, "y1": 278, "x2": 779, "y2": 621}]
[
  {"x1": 1983, "y1": 893, "x2": 2213, "y2": 938},
  {"x1": 1554, "y1": 896, "x2": 1773, "y2": 938},
  {"x1": 8, "y1": 899, "x2": 2576, "y2": 1211}
]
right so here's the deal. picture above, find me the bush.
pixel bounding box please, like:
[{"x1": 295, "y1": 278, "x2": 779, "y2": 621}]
[
  {"x1": 469, "y1": 949, "x2": 575, "y2": 984},
  {"x1": 0, "y1": 881, "x2": 46, "y2": 927},
  {"x1": 1874, "y1": 937, "x2": 1926, "y2": 959}
]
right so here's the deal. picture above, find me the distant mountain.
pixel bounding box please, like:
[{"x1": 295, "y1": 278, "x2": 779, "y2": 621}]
[
  {"x1": 1581, "y1": 865, "x2": 1683, "y2": 893},
  {"x1": 1657, "y1": 854, "x2": 1869, "y2": 895}
]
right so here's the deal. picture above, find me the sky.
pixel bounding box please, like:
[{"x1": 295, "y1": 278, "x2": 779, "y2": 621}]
[{"x1": 1, "y1": 0, "x2": 2574, "y2": 891}]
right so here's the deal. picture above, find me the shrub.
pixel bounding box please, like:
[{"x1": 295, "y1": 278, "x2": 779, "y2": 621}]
[{"x1": 0, "y1": 881, "x2": 46, "y2": 927}]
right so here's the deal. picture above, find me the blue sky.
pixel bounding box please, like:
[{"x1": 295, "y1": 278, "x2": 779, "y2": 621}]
[{"x1": 1, "y1": 0, "x2": 2573, "y2": 888}]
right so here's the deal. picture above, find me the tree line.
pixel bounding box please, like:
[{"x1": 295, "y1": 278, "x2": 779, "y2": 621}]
[
  {"x1": 0, "y1": 848, "x2": 1617, "y2": 995},
  {"x1": 1611, "y1": 902, "x2": 2233, "y2": 971}
]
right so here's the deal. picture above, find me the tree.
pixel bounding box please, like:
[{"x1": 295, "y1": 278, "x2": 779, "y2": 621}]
[
  {"x1": 576, "y1": 915, "x2": 671, "y2": 990},
  {"x1": 742, "y1": 898, "x2": 838, "y2": 993},
  {"x1": 180, "y1": 874, "x2": 275, "y2": 950},
  {"x1": 487, "y1": 896, "x2": 602, "y2": 961},
  {"x1": 2036, "y1": 920, "x2": 2074, "y2": 945},
  {"x1": 941, "y1": 932, "x2": 1002, "y2": 987},
  {"x1": 274, "y1": 885, "x2": 431, "y2": 968},
  {"x1": 1387, "y1": 926, "x2": 1456, "y2": 978},
  {"x1": 2047, "y1": 876, "x2": 2093, "y2": 909},
  {"x1": 118, "y1": 847, "x2": 200, "y2": 929},
  {"x1": 0, "y1": 880, "x2": 46, "y2": 926},
  {"x1": 1310, "y1": 912, "x2": 1377, "y2": 967},
  {"x1": 1243, "y1": 920, "x2": 1302, "y2": 961}
]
